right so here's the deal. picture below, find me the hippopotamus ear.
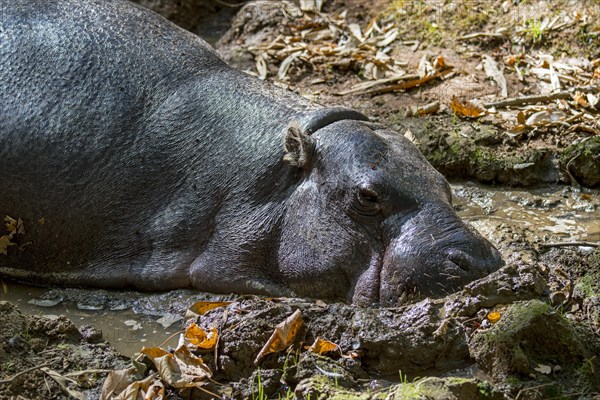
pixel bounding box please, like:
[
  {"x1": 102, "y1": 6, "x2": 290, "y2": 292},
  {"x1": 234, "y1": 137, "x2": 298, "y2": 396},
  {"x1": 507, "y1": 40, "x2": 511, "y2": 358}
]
[
  {"x1": 283, "y1": 122, "x2": 315, "y2": 168},
  {"x1": 283, "y1": 107, "x2": 368, "y2": 168}
]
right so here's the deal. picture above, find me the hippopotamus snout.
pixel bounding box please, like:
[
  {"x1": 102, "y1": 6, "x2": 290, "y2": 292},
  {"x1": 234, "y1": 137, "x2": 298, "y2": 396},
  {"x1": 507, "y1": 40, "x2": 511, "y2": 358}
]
[{"x1": 379, "y1": 205, "x2": 504, "y2": 306}]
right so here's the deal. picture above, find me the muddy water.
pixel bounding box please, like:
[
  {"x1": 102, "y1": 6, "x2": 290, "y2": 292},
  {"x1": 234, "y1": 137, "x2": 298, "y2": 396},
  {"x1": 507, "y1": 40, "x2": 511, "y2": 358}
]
[
  {"x1": 1, "y1": 184, "x2": 598, "y2": 357},
  {"x1": 452, "y1": 183, "x2": 599, "y2": 244}
]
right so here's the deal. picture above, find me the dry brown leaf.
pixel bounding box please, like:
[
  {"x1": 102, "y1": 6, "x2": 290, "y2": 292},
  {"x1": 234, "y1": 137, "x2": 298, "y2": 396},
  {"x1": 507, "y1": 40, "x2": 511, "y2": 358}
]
[
  {"x1": 0, "y1": 235, "x2": 16, "y2": 255},
  {"x1": 188, "y1": 301, "x2": 232, "y2": 316},
  {"x1": 142, "y1": 345, "x2": 211, "y2": 390},
  {"x1": 141, "y1": 347, "x2": 169, "y2": 359},
  {"x1": 450, "y1": 96, "x2": 486, "y2": 118},
  {"x1": 574, "y1": 91, "x2": 590, "y2": 107},
  {"x1": 517, "y1": 111, "x2": 526, "y2": 124},
  {"x1": 113, "y1": 374, "x2": 164, "y2": 400},
  {"x1": 305, "y1": 337, "x2": 339, "y2": 355},
  {"x1": 433, "y1": 55, "x2": 446, "y2": 70},
  {"x1": 254, "y1": 309, "x2": 303, "y2": 364},
  {"x1": 4, "y1": 216, "x2": 24, "y2": 236},
  {"x1": 185, "y1": 324, "x2": 218, "y2": 350},
  {"x1": 100, "y1": 368, "x2": 135, "y2": 400}
]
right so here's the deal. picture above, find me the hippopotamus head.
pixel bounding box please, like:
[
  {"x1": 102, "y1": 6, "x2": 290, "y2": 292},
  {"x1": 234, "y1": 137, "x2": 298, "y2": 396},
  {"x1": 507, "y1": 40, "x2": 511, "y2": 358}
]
[{"x1": 277, "y1": 111, "x2": 503, "y2": 306}]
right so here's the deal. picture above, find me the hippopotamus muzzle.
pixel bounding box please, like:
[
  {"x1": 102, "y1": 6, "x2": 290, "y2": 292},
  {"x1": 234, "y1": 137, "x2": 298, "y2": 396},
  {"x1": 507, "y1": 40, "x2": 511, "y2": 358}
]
[{"x1": 378, "y1": 205, "x2": 503, "y2": 306}]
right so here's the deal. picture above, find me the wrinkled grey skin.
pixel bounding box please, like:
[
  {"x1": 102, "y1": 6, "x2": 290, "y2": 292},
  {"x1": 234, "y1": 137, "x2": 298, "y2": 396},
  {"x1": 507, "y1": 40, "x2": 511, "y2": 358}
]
[{"x1": 0, "y1": 0, "x2": 503, "y2": 306}]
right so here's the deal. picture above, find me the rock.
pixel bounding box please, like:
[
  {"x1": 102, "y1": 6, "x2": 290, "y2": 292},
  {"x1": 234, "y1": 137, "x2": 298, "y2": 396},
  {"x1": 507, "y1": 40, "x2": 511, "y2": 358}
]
[
  {"x1": 469, "y1": 300, "x2": 588, "y2": 380},
  {"x1": 294, "y1": 375, "x2": 503, "y2": 400},
  {"x1": 561, "y1": 136, "x2": 600, "y2": 187}
]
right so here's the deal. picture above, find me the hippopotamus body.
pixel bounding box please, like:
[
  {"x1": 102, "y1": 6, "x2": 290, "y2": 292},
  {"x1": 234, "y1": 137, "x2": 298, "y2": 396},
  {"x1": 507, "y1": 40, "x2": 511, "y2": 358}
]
[{"x1": 0, "y1": 0, "x2": 503, "y2": 306}]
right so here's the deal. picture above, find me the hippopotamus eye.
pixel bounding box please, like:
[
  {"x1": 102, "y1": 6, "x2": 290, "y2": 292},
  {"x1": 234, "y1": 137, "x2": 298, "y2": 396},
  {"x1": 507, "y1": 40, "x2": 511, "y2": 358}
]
[{"x1": 354, "y1": 187, "x2": 380, "y2": 215}]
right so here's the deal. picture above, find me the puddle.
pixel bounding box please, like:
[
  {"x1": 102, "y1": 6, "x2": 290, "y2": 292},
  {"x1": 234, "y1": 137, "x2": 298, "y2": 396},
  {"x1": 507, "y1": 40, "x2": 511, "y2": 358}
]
[
  {"x1": 1, "y1": 184, "x2": 598, "y2": 357},
  {"x1": 0, "y1": 282, "x2": 186, "y2": 357},
  {"x1": 452, "y1": 183, "x2": 599, "y2": 244}
]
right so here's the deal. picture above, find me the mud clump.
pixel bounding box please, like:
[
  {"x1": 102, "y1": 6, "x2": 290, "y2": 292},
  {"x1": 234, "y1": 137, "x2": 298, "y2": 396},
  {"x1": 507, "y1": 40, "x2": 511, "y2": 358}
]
[
  {"x1": 0, "y1": 301, "x2": 128, "y2": 399},
  {"x1": 470, "y1": 299, "x2": 600, "y2": 398},
  {"x1": 294, "y1": 375, "x2": 503, "y2": 400},
  {"x1": 561, "y1": 136, "x2": 600, "y2": 187}
]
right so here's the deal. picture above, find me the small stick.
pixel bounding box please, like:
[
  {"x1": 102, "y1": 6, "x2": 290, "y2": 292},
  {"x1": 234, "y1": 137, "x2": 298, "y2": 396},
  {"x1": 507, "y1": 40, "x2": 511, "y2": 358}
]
[
  {"x1": 483, "y1": 85, "x2": 600, "y2": 109},
  {"x1": 64, "y1": 369, "x2": 113, "y2": 377},
  {"x1": 540, "y1": 242, "x2": 599, "y2": 248},
  {"x1": 567, "y1": 124, "x2": 600, "y2": 135},
  {"x1": 0, "y1": 362, "x2": 52, "y2": 385},
  {"x1": 458, "y1": 32, "x2": 507, "y2": 40}
]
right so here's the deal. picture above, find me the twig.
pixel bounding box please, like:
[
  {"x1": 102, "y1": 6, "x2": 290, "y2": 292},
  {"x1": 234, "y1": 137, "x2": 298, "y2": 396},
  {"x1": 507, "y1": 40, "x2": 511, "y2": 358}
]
[
  {"x1": 540, "y1": 241, "x2": 599, "y2": 248},
  {"x1": 0, "y1": 363, "x2": 52, "y2": 385},
  {"x1": 567, "y1": 124, "x2": 600, "y2": 135},
  {"x1": 458, "y1": 32, "x2": 507, "y2": 40},
  {"x1": 365, "y1": 69, "x2": 454, "y2": 95},
  {"x1": 338, "y1": 74, "x2": 418, "y2": 96},
  {"x1": 483, "y1": 85, "x2": 600, "y2": 109},
  {"x1": 64, "y1": 369, "x2": 113, "y2": 377},
  {"x1": 196, "y1": 385, "x2": 222, "y2": 399},
  {"x1": 516, "y1": 382, "x2": 557, "y2": 400}
]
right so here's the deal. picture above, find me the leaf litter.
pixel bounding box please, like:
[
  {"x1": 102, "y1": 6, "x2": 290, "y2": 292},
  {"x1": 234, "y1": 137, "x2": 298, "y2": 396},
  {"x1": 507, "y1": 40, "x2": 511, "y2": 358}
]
[{"x1": 235, "y1": 0, "x2": 599, "y2": 145}]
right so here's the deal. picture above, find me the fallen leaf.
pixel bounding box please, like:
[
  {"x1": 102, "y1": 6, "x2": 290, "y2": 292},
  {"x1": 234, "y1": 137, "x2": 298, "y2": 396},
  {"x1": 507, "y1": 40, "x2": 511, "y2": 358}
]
[
  {"x1": 376, "y1": 28, "x2": 398, "y2": 47},
  {"x1": 142, "y1": 345, "x2": 212, "y2": 389},
  {"x1": 278, "y1": 51, "x2": 301, "y2": 80},
  {"x1": 185, "y1": 324, "x2": 218, "y2": 350},
  {"x1": 525, "y1": 110, "x2": 566, "y2": 126},
  {"x1": 549, "y1": 65, "x2": 561, "y2": 92},
  {"x1": 534, "y1": 364, "x2": 552, "y2": 374},
  {"x1": 2, "y1": 216, "x2": 25, "y2": 238},
  {"x1": 450, "y1": 96, "x2": 486, "y2": 118},
  {"x1": 141, "y1": 347, "x2": 169, "y2": 359},
  {"x1": 255, "y1": 309, "x2": 303, "y2": 364},
  {"x1": 113, "y1": 374, "x2": 164, "y2": 400},
  {"x1": 574, "y1": 92, "x2": 590, "y2": 107},
  {"x1": 188, "y1": 301, "x2": 232, "y2": 316},
  {"x1": 299, "y1": 0, "x2": 323, "y2": 12},
  {"x1": 587, "y1": 93, "x2": 598, "y2": 108},
  {"x1": 487, "y1": 311, "x2": 501, "y2": 323},
  {"x1": 305, "y1": 337, "x2": 339, "y2": 355},
  {"x1": 404, "y1": 130, "x2": 418, "y2": 144},
  {"x1": 100, "y1": 368, "x2": 135, "y2": 400},
  {"x1": 483, "y1": 55, "x2": 508, "y2": 98},
  {"x1": 348, "y1": 23, "x2": 364, "y2": 42},
  {"x1": 42, "y1": 368, "x2": 85, "y2": 400},
  {"x1": 255, "y1": 53, "x2": 268, "y2": 80},
  {"x1": 0, "y1": 235, "x2": 16, "y2": 255}
]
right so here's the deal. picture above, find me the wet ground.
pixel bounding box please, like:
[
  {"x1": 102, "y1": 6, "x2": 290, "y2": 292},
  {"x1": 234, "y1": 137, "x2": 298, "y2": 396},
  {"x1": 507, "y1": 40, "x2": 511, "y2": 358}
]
[{"x1": 2, "y1": 184, "x2": 597, "y2": 359}]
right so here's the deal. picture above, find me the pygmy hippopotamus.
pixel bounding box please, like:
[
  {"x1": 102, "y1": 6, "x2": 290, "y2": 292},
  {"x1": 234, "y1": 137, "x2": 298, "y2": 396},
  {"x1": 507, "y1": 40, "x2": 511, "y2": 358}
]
[{"x1": 0, "y1": 0, "x2": 503, "y2": 306}]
